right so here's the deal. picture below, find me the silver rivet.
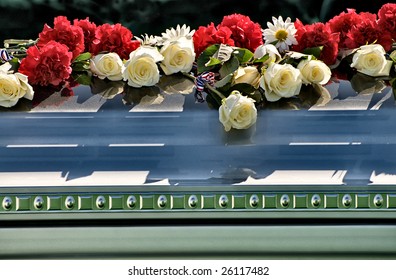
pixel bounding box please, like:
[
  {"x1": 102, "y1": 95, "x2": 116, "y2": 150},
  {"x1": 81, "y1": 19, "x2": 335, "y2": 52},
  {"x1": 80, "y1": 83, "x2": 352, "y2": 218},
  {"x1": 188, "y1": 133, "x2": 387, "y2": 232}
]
[
  {"x1": 342, "y1": 194, "x2": 352, "y2": 208},
  {"x1": 280, "y1": 194, "x2": 290, "y2": 208},
  {"x1": 158, "y1": 195, "x2": 167, "y2": 208},
  {"x1": 34, "y1": 196, "x2": 44, "y2": 210},
  {"x1": 219, "y1": 195, "x2": 228, "y2": 208},
  {"x1": 311, "y1": 194, "x2": 321, "y2": 207},
  {"x1": 373, "y1": 194, "x2": 383, "y2": 208},
  {"x1": 249, "y1": 194, "x2": 259, "y2": 208},
  {"x1": 127, "y1": 195, "x2": 137, "y2": 209},
  {"x1": 65, "y1": 196, "x2": 75, "y2": 209},
  {"x1": 2, "y1": 197, "x2": 12, "y2": 210},
  {"x1": 96, "y1": 196, "x2": 106, "y2": 209},
  {"x1": 188, "y1": 195, "x2": 198, "y2": 208}
]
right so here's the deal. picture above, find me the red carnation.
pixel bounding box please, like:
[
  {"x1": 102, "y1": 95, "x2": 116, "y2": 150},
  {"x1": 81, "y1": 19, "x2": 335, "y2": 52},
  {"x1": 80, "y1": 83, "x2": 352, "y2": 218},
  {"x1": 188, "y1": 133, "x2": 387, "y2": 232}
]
[
  {"x1": 218, "y1": 14, "x2": 263, "y2": 51},
  {"x1": 74, "y1": 17, "x2": 97, "y2": 53},
  {"x1": 378, "y1": 3, "x2": 396, "y2": 40},
  {"x1": 292, "y1": 19, "x2": 340, "y2": 66},
  {"x1": 91, "y1": 23, "x2": 140, "y2": 60},
  {"x1": 19, "y1": 41, "x2": 73, "y2": 87},
  {"x1": 327, "y1": 9, "x2": 362, "y2": 49},
  {"x1": 344, "y1": 13, "x2": 393, "y2": 51},
  {"x1": 193, "y1": 23, "x2": 234, "y2": 57},
  {"x1": 37, "y1": 16, "x2": 84, "y2": 59}
]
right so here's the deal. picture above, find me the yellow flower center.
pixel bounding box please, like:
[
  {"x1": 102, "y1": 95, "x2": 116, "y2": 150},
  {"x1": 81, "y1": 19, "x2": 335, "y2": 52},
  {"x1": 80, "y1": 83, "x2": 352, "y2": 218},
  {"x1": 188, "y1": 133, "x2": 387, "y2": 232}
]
[{"x1": 275, "y1": 29, "x2": 288, "y2": 41}]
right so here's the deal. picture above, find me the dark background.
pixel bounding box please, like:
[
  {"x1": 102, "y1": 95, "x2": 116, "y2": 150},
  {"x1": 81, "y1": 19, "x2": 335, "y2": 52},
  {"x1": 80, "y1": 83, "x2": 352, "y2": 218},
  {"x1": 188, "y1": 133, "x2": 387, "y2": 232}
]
[{"x1": 0, "y1": 0, "x2": 392, "y2": 46}]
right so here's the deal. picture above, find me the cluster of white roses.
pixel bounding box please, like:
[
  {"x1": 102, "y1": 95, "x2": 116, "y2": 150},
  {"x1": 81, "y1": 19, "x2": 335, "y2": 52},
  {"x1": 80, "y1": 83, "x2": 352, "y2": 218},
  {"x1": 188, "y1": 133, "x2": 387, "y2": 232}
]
[
  {"x1": 90, "y1": 25, "x2": 195, "y2": 88},
  {"x1": 255, "y1": 45, "x2": 332, "y2": 102},
  {"x1": 217, "y1": 45, "x2": 332, "y2": 132},
  {"x1": 0, "y1": 62, "x2": 33, "y2": 108},
  {"x1": 217, "y1": 42, "x2": 395, "y2": 132}
]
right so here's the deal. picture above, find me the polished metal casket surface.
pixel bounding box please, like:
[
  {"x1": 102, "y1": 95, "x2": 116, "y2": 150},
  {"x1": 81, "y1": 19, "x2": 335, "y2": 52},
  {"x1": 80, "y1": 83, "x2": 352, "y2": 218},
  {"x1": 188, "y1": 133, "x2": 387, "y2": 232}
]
[
  {"x1": 2, "y1": 78, "x2": 396, "y2": 259},
  {"x1": 1, "y1": 80, "x2": 396, "y2": 217}
]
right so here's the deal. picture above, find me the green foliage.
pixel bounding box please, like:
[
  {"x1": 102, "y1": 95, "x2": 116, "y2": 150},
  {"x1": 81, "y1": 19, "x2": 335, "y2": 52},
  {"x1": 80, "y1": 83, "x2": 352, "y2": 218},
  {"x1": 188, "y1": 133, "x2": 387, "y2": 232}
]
[
  {"x1": 391, "y1": 78, "x2": 396, "y2": 98},
  {"x1": 233, "y1": 48, "x2": 254, "y2": 64},
  {"x1": 214, "y1": 73, "x2": 233, "y2": 89},
  {"x1": 205, "y1": 57, "x2": 222, "y2": 67},
  {"x1": 72, "y1": 63, "x2": 90, "y2": 72},
  {"x1": 252, "y1": 54, "x2": 270, "y2": 64},
  {"x1": 197, "y1": 45, "x2": 254, "y2": 75},
  {"x1": 389, "y1": 50, "x2": 396, "y2": 64},
  {"x1": 219, "y1": 56, "x2": 239, "y2": 78},
  {"x1": 71, "y1": 72, "x2": 92, "y2": 86},
  {"x1": 73, "y1": 52, "x2": 92, "y2": 63},
  {"x1": 227, "y1": 83, "x2": 257, "y2": 95},
  {"x1": 71, "y1": 52, "x2": 92, "y2": 73},
  {"x1": 7, "y1": 57, "x2": 20, "y2": 72},
  {"x1": 197, "y1": 44, "x2": 220, "y2": 73},
  {"x1": 302, "y1": 46, "x2": 323, "y2": 59},
  {"x1": 205, "y1": 90, "x2": 223, "y2": 109}
]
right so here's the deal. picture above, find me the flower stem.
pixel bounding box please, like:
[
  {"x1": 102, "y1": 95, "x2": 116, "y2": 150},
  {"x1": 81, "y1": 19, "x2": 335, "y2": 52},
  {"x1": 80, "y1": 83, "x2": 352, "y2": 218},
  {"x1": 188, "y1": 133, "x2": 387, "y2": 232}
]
[
  {"x1": 182, "y1": 72, "x2": 225, "y2": 98},
  {"x1": 204, "y1": 82, "x2": 226, "y2": 100},
  {"x1": 182, "y1": 72, "x2": 225, "y2": 106}
]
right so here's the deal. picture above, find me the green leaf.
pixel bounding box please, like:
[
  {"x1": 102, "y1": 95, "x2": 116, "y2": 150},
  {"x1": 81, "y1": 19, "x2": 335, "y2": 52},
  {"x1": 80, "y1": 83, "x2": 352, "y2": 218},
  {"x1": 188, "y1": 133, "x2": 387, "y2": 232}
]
[
  {"x1": 72, "y1": 62, "x2": 90, "y2": 72},
  {"x1": 390, "y1": 78, "x2": 396, "y2": 99},
  {"x1": 72, "y1": 72, "x2": 92, "y2": 85},
  {"x1": 302, "y1": 46, "x2": 323, "y2": 59},
  {"x1": 205, "y1": 91, "x2": 222, "y2": 109},
  {"x1": 219, "y1": 56, "x2": 239, "y2": 78},
  {"x1": 214, "y1": 73, "x2": 233, "y2": 88},
  {"x1": 197, "y1": 44, "x2": 220, "y2": 74},
  {"x1": 73, "y1": 52, "x2": 92, "y2": 63},
  {"x1": 205, "y1": 57, "x2": 222, "y2": 67},
  {"x1": 391, "y1": 77, "x2": 396, "y2": 88},
  {"x1": 250, "y1": 89, "x2": 265, "y2": 104},
  {"x1": 252, "y1": 54, "x2": 270, "y2": 64},
  {"x1": 228, "y1": 83, "x2": 257, "y2": 95},
  {"x1": 390, "y1": 50, "x2": 396, "y2": 63},
  {"x1": 8, "y1": 57, "x2": 21, "y2": 72},
  {"x1": 233, "y1": 48, "x2": 254, "y2": 64}
]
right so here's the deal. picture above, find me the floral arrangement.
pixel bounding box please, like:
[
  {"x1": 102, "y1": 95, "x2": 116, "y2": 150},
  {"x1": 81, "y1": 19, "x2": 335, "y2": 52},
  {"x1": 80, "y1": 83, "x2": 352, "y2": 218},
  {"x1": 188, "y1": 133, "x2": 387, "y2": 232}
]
[{"x1": 1, "y1": 4, "x2": 396, "y2": 131}]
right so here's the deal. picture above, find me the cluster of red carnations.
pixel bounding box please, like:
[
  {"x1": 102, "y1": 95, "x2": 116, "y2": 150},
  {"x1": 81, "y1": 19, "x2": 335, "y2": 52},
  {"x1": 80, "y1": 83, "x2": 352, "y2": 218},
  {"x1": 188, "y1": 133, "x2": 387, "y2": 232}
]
[
  {"x1": 193, "y1": 3, "x2": 396, "y2": 66},
  {"x1": 18, "y1": 17, "x2": 140, "y2": 87},
  {"x1": 17, "y1": 3, "x2": 396, "y2": 90}
]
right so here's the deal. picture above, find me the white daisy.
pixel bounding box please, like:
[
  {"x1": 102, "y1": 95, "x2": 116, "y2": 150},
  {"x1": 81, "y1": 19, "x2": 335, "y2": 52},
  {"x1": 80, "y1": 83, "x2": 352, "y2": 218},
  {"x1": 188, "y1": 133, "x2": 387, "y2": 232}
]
[
  {"x1": 263, "y1": 16, "x2": 298, "y2": 53},
  {"x1": 136, "y1": 34, "x2": 159, "y2": 46},
  {"x1": 157, "y1": 24, "x2": 195, "y2": 46}
]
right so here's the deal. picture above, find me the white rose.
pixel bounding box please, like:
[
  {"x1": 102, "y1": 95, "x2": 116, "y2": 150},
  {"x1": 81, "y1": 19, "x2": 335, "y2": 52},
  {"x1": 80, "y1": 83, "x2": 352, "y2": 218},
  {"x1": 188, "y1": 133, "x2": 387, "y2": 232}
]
[
  {"x1": 350, "y1": 44, "x2": 393, "y2": 77},
  {"x1": 297, "y1": 57, "x2": 331, "y2": 85},
  {"x1": 253, "y1": 44, "x2": 281, "y2": 64},
  {"x1": 90, "y1": 53, "x2": 123, "y2": 81},
  {"x1": 0, "y1": 63, "x2": 34, "y2": 108},
  {"x1": 160, "y1": 37, "x2": 195, "y2": 75},
  {"x1": 260, "y1": 63, "x2": 302, "y2": 102},
  {"x1": 219, "y1": 90, "x2": 257, "y2": 132},
  {"x1": 232, "y1": 66, "x2": 261, "y2": 89},
  {"x1": 123, "y1": 46, "x2": 164, "y2": 88}
]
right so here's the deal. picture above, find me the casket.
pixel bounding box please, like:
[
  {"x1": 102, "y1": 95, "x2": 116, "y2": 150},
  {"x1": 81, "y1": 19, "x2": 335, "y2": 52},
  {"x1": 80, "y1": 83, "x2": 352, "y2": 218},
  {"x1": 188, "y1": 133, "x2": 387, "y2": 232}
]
[{"x1": 1, "y1": 76, "x2": 396, "y2": 259}]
